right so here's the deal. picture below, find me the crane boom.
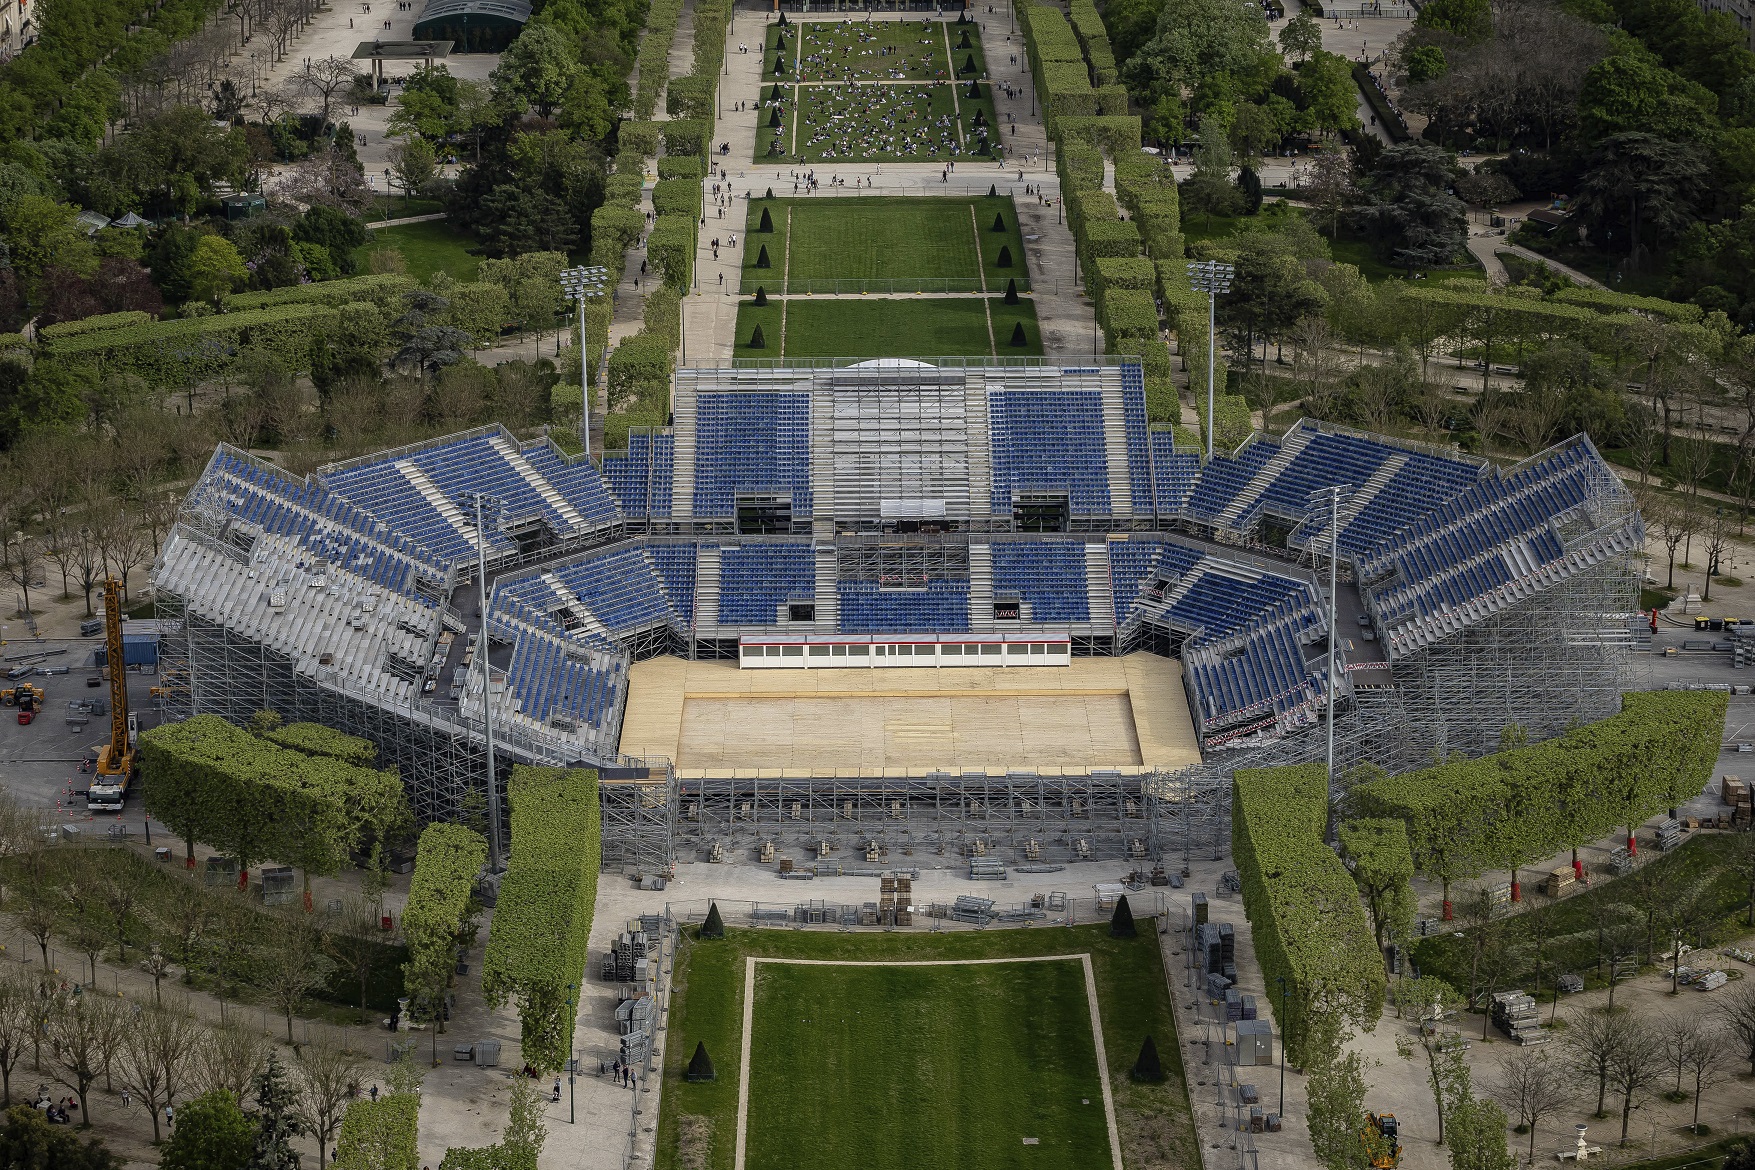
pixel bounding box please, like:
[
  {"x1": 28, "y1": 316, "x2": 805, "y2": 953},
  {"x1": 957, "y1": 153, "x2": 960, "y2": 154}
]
[{"x1": 95, "y1": 577, "x2": 132, "y2": 781}]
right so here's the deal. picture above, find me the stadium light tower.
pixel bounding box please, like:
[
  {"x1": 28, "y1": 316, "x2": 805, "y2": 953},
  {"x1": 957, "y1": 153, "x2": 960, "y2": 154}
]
[
  {"x1": 559, "y1": 266, "x2": 610, "y2": 455},
  {"x1": 461, "y1": 491, "x2": 507, "y2": 872},
  {"x1": 1308, "y1": 484, "x2": 1351, "y2": 833},
  {"x1": 1185, "y1": 260, "x2": 1234, "y2": 460}
]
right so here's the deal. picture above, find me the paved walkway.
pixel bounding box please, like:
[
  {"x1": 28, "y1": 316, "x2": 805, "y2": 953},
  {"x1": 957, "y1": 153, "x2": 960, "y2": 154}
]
[{"x1": 1467, "y1": 232, "x2": 1607, "y2": 290}]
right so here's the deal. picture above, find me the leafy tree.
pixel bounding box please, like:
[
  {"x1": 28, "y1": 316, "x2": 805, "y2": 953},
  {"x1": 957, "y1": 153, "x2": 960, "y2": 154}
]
[
  {"x1": 491, "y1": 24, "x2": 580, "y2": 117},
  {"x1": 1578, "y1": 47, "x2": 1717, "y2": 141},
  {"x1": 293, "y1": 207, "x2": 367, "y2": 277},
  {"x1": 1, "y1": 195, "x2": 96, "y2": 300},
  {"x1": 1446, "y1": 1089, "x2": 1517, "y2": 1170},
  {"x1": 161, "y1": 1090, "x2": 253, "y2": 1170},
  {"x1": 1278, "y1": 12, "x2": 1323, "y2": 64},
  {"x1": 1405, "y1": 45, "x2": 1449, "y2": 85},
  {"x1": 1121, "y1": 0, "x2": 1273, "y2": 96},
  {"x1": 1338, "y1": 820, "x2": 1416, "y2": 953},
  {"x1": 1573, "y1": 132, "x2": 1708, "y2": 270},
  {"x1": 1353, "y1": 142, "x2": 1467, "y2": 274},
  {"x1": 1300, "y1": 52, "x2": 1363, "y2": 137},
  {"x1": 1306, "y1": 1031, "x2": 1373, "y2": 1170},
  {"x1": 1394, "y1": 976, "x2": 1465, "y2": 1143},
  {"x1": 389, "y1": 138, "x2": 438, "y2": 205},
  {"x1": 187, "y1": 237, "x2": 248, "y2": 305},
  {"x1": 0, "y1": 1105, "x2": 118, "y2": 1170},
  {"x1": 1417, "y1": 0, "x2": 1491, "y2": 41}
]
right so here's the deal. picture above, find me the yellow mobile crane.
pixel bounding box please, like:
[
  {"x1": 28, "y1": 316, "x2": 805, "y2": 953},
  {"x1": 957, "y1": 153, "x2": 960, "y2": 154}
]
[{"x1": 88, "y1": 578, "x2": 136, "y2": 812}]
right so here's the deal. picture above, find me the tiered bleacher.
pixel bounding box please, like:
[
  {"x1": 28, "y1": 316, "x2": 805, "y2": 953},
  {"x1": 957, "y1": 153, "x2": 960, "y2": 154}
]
[
  {"x1": 716, "y1": 543, "x2": 815, "y2": 625},
  {"x1": 838, "y1": 579, "x2": 971, "y2": 634},
  {"x1": 988, "y1": 387, "x2": 1112, "y2": 514},
  {"x1": 992, "y1": 541, "x2": 1090, "y2": 623},
  {"x1": 602, "y1": 432, "x2": 675, "y2": 521},
  {"x1": 690, "y1": 392, "x2": 812, "y2": 518}
]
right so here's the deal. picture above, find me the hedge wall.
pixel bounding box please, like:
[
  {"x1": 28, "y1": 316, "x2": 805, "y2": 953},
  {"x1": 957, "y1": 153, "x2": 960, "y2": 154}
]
[
  {"x1": 633, "y1": 0, "x2": 683, "y2": 117},
  {"x1": 656, "y1": 155, "x2": 705, "y2": 181},
  {"x1": 1234, "y1": 764, "x2": 1385, "y2": 1065},
  {"x1": 602, "y1": 173, "x2": 644, "y2": 208},
  {"x1": 335, "y1": 1094, "x2": 419, "y2": 1170},
  {"x1": 1350, "y1": 690, "x2": 1728, "y2": 891},
  {"x1": 1058, "y1": 116, "x2": 1142, "y2": 158},
  {"x1": 38, "y1": 311, "x2": 154, "y2": 339},
  {"x1": 139, "y1": 714, "x2": 408, "y2": 888},
  {"x1": 261, "y1": 723, "x2": 377, "y2": 765},
  {"x1": 1068, "y1": 0, "x2": 1118, "y2": 83},
  {"x1": 226, "y1": 274, "x2": 417, "y2": 316},
  {"x1": 620, "y1": 120, "x2": 662, "y2": 157},
  {"x1": 402, "y1": 822, "x2": 487, "y2": 1008},
  {"x1": 661, "y1": 119, "x2": 709, "y2": 161},
  {"x1": 482, "y1": 766, "x2": 601, "y2": 1073},
  {"x1": 1100, "y1": 288, "x2": 1159, "y2": 348},
  {"x1": 1094, "y1": 256, "x2": 1157, "y2": 299},
  {"x1": 43, "y1": 303, "x2": 339, "y2": 387}
]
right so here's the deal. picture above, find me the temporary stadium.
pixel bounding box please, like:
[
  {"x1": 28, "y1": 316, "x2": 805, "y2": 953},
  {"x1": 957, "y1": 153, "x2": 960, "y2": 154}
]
[{"x1": 151, "y1": 356, "x2": 1646, "y2": 868}]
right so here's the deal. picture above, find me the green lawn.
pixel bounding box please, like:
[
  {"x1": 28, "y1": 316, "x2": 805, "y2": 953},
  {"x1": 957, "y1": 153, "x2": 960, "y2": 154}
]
[
  {"x1": 734, "y1": 295, "x2": 1042, "y2": 359},
  {"x1": 766, "y1": 16, "x2": 985, "y2": 82},
  {"x1": 655, "y1": 923, "x2": 1194, "y2": 1170},
  {"x1": 359, "y1": 220, "x2": 481, "y2": 282},
  {"x1": 758, "y1": 81, "x2": 1000, "y2": 164},
  {"x1": 740, "y1": 196, "x2": 1030, "y2": 293},
  {"x1": 1410, "y1": 833, "x2": 1755, "y2": 999},
  {"x1": 748, "y1": 961, "x2": 1110, "y2": 1169}
]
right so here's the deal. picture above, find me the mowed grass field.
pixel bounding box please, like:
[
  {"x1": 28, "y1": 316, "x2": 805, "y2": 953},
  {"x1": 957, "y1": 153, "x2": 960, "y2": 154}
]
[
  {"x1": 765, "y1": 16, "x2": 987, "y2": 82},
  {"x1": 747, "y1": 961, "x2": 1110, "y2": 1169},
  {"x1": 358, "y1": 220, "x2": 481, "y2": 282},
  {"x1": 733, "y1": 295, "x2": 1042, "y2": 359},
  {"x1": 655, "y1": 923, "x2": 1195, "y2": 1170},
  {"x1": 739, "y1": 196, "x2": 1030, "y2": 292}
]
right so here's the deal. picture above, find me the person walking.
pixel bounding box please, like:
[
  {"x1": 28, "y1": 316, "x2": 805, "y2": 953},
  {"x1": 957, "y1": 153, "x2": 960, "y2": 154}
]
[{"x1": 165, "y1": 1105, "x2": 174, "y2": 1132}]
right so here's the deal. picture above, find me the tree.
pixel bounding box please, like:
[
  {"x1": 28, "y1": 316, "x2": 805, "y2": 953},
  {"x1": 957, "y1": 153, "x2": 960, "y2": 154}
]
[
  {"x1": 1307, "y1": 1035, "x2": 1374, "y2": 1170},
  {"x1": 95, "y1": 849, "x2": 140, "y2": 966},
  {"x1": 1491, "y1": 1048, "x2": 1572, "y2": 1161},
  {"x1": 1395, "y1": 976, "x2": 1465, "y2": 1143},
  {"x1": 1565, "y1": 1008, "x2": 1637, "y2": 1118},
  {"x1": 192, "y1": 1022, "x2": 267, "y2": 1102},
  {"x1": 1573, "y1": 133, "x2": 1708, "y2": 271},
  {"x1": 44, "y1": 993, "x2": 128, "y2": 1127},
  {"x1": 323, "y1": 896, "x2": 384, "y2": 1012},
  {"x1": 479, "y1": 183, "x2": 578, "y2": 256},
  {"x1": 491, "y1": 24, "x2": 579, "y2": 117},
  {"x1": 259, "y1": 910, "x2": 336, "y2": 1045},
  {"x1": 1719, "y1": 979, "x2": 1755, "y2": 1077},
  {"x1": 0, "y1": 973, "x2": 33, "y2": 1106},
  {"x1": 388, "y1": 138, "x2": 437, "y2": 204},
  {"x1": 1339, "y1": 820, "x2": 1416, "y2": 954},
  {"x1": 1110, "y1": 895, "x2": 1137, "y2": 938},
  {"x1": 1673, "y1": 1018, "x2": 1730, "y2": 1135},
  {"x1": 1304, "y1": 148, "x2": 1358, "y2": 239},
  {"x1": 290, "y1": 57, "x2": 359, "y2": 131},
  {"x1": 1300, "y1": 52, "x2": 1362, "y2": 137},
  {"x1": 1121, "y1": 0, "x2": 1273, "y2": 96},
  {"x1": 1603, "y1": 1017, "x2": 1660, "y2": 1145},
  {"x1": 1354, "y1": 142, "x2": 1467, "y2": 274},
  {"x1": 187, "y1": 237, "x2": 248, "y2": 305},
  {"x1": 1130, "y1": 1036, "x2": 1165, "y2": 1082},
  {"x1": 1446, "y1": 1089, "x2": 1517, "y2": 1170},
  {"x1": 247, "y1": 1056, "x2": 303, "y2": 1170},
  {"x1": 293, "y1": 1032, "x2": 364, "y2": 1166},
  {"x1": 0, "y1": 1105, "x2": 118, "y2": 1169},
  {"x1": 1279, "y1": 12, "x2": 1322, "y2": 64},
  {"x1": 160, "y1": 1089, "x2": 254, "y2": 1170},
  {"x1": 116, "y1": 1004, "x2": 200, "y2": 1145},
  {"x1": 701, "y1": 903, "x2": 725, "y2": 939}
]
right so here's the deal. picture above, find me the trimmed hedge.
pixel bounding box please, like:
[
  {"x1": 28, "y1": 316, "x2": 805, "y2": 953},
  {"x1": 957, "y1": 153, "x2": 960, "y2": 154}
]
[
  {"x1": 661, "y1": 119, "x2": 709, "y2": 161},
  {"x1": 38, "y1": 311, "x2": 154, "y2": 339},
  {"x1": 139, "y1": 714, "x2": 408, "y2": 886},
  {"x1": 335, "y1": 1094, "x2": 419, "y2": 1170},
  {"x1": 1234, "y1": 764, "x2": 1385, "y2": 1065},
  {"x1": 602, "y1": 173, "x2": 644, "y2": 208},
  {"x1": 43, "y1": 304, "x2": 339, "y2": 385},
  {"x1": 1068, "y1": 0, "x2": 1118, "y2": 83},
  {"x1": 1094, "y1": 256, "x2": 1157, "y2": 298},
  {"x1": 262, "y1": 723, "x2": 377, "y2": 765},
  {"x1": 651, "y1": 177, "x2": 703, "y2": 219},
  {"x1": 665, "y1": 74, "x2": 716, "y2": 121},
  {"x1": 1553, "y1": 286, "x2": 1703, "y2": 322},
  {"x1": 656, "y1": 155, "x2": 706, "y2": 181},
  {"x1": 646, "y1": 217, "x2": 696, "y2": 291},
  {"x1": 1350, "y1": 690, "x2": 1727, "y2": 891},
  {"x1": 225, "y1": 274, "x2": 417, "y2": 316},
  {"x1": 402, "y1": 823, "x2": 487, "y2": 1012},
  {"x1": 620, "y1": 120, "x2": 663, "y2": 157},
  {"x1": 1100, "y1": 288, "x2": 1160, "y2": 347},
  {"x1": 633, "y1": 0, "x2": 684, "y2": 117},
  {"x1": 1058, "y1": 116, "x2": 1142, "y2": 159},
  {"x1": 482, "y1": 766, "x2": 602, "y2": 1073}
]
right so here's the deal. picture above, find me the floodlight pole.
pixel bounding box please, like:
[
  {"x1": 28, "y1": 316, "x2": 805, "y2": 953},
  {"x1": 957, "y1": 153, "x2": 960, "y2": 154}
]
[
  {"x1": 1206, "y1": 289, "x2": 1216, "y2": 459},
  {"x1": 470, "y1": 492, "x2": 504, "y2": 872},
  {"x1": 1308, "y1": 484, "x2": 1348, "y2": 832},
  {"x1": 1186, "y1": 261, "x2": 1233, "y2": 460}
]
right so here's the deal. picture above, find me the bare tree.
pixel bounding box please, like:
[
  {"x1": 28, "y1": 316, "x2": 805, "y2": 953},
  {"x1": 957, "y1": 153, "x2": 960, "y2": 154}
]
[
  {"x1": 17, "y1": 878, "x2": 58, "y2": 973},
  {"x1": 323, "y1": 895, "x2": 385, "y2": 1013},
  {"x1": 290, "y1": 57, "x2": 359, "y2": 129},
  {"x1": 1674, "y1": 1019, "x2": 1731, "y2": 1136},
  {"x1": 1603, "y1": 1016, "x2": 1661, "y2": 1146},
  {"x1": 293, "y1": 1030, "x2": 365, "y2": 1165},
  {"x1": 0, "y1": 969, "x2": 35, "y2": 1105},
  {"x1": 1718, "y1": 979, "x2": 1755, "y2": 1078},
  {"x1": 1564, "y1": 1007, "x2": 1637, "y2": 1119},
  {"x1": 44, "y1": 992, "x2": 129, "y2": 1125},
  {"x1": 0, "y1": 530, "x2": 44, "y2": 617},
  {"x1": 260, "y1": 909, "x2": 337, "y2": 1044},
  {"x1": 96, "y1": 849, "x2": 140, "y2": 965},
  {"x1": 192, "y1": 1020, "x2": 267, "y2": 1100},
  {"x1": 1491, "y1": 1047, "x2": 1572, "y2": 1162},
  {"x1": 116, "y1": 1002, "x2": 202, "y2": 1144},
  {"x1": 149, "y1": 870, "x2": 214, "y2": 974}
]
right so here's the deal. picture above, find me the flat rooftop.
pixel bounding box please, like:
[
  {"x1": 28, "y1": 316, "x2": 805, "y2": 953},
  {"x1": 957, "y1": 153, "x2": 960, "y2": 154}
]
[{"x1": 618, "y1": 653, "x2": 1200, "y2": 778}]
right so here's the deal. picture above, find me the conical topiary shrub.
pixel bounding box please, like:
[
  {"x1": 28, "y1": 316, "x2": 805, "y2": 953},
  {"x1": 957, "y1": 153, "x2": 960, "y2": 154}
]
[
  {"x1": 1131, "y1": 1036, "x2": 1165, "y2": 1082},
  {"x1": 771, "y1": 84, "x2": 785, "y2": 102},
  {"x1": 1009, "y1": 320, "x2": 1027, "y2": 347},
  {"x1": 958, "y1": 29, "x2": 971, "y2": 48},
  {"x1": 960, "y1": 53, "x2": 976, "y2": 74},
  {"x1": 775, "y1": 56, "x2": 787, "y2": 74},
  {"x1": 759, "y1": 206, "x2": 774, "y2": 232},
  {"x1": 754, "y1": 286, "x2": 769, "y2": 306},
  {"x1": 988, "y1": 183, "x2": 997, "y2": 196},
  {"x1": 1110, "y1": 894, "x2": 1137, "y2": 938},
  {"x1": 1003, "y1": 277, "x2": 1019, "y2": 305},
  {"x1": 995, "y1": 244, "x2": 1012, "y2": 268},
  {"x1": 748, "y1": 323, "x2": 766, "y2": 348},
  {"x1": 776, "y1": 33, "x2": 786, "y2": 52},
  {"x1": 779, "y1": 8, "x2": 789, "y2": 22},
  {"x1": 756, "y1": 244, "x2": 771, "y2": 268},
  {"x1": 991, "y1": 212, "x2": 1005, "y2": 232},
  {"x1": 978, "y1": 137, "x2": 991, "y2": 155},
  {"x1": 702, "y1": 901, "x2": 725, "y2": 938},
  {"x1": 968, "y1": 79, "x2": 981, "y2": 99},
  {"x1": 687, "y1": 1041, "x2": 716, "y2": 1081},
  {"x1": 770, "y1": 106, "x2": 783, "y2": 128},
  {"x1": 766, "y1": 186, "x2": 775, "y2": 198}
]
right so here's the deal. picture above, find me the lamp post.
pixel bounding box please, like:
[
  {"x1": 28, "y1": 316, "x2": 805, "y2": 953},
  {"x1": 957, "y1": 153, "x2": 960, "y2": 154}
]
[
  {"x1": 1277, "y1": 974, "x2": 1287, "y2": 1119},
  {"x1": 461, "y1": 491, "x2": 506, "y2": 872},
  {"x1": 566, "y1": 982, "x2": 578, "y2": 1122},
  {"x1": 1308, "y1": 484, "x2": 1350, "y2": 829},
  {"x1": 559, "y1": 265, "x2": 609, "y2": 457},
  {"x1": 1186, "y1": 260, "x2": 1234, "y2": 459}
]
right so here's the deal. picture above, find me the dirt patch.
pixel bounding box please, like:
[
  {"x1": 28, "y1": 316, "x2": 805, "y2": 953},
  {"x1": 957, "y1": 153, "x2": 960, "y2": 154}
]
[
  {"x1": 677, "y1": 1114, "x2": 714, "y2": 1170},
  {"x1": 1119, "y1": 1102, "x2": 1198, "y2": 1170}
]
